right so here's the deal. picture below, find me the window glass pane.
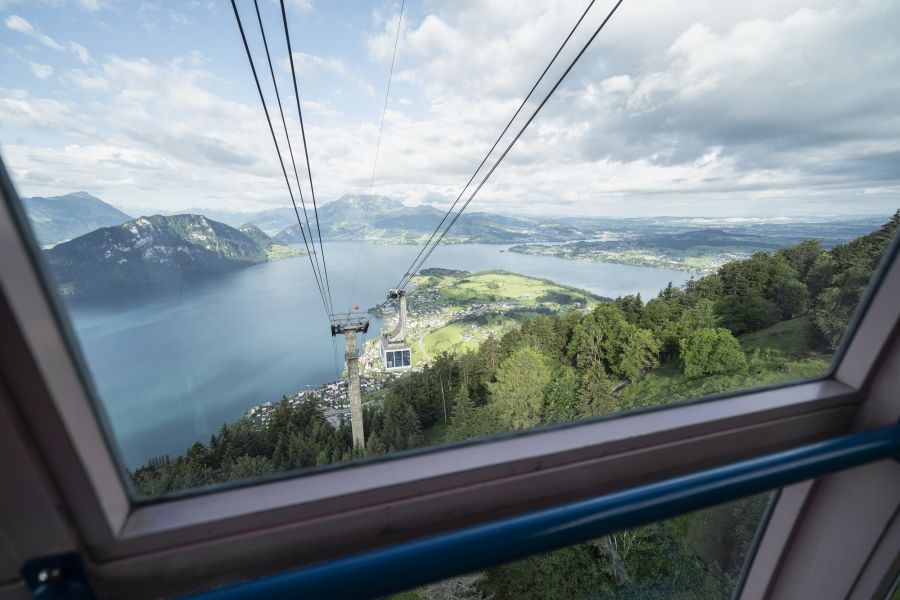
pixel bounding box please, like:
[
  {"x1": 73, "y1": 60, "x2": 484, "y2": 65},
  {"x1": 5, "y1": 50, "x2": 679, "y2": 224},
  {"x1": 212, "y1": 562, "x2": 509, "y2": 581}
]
[
  {"x1": 392, "y1": 493, "x2": 772, "y2": 600},
  {"x1": 1, "y1": 1, "x2": 897, "y2": 496}
]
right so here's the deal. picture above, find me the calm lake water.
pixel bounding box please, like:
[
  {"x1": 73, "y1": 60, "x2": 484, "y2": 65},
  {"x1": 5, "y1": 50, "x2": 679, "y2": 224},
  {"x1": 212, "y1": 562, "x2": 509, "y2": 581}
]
[{"x1": 62, "y1": 242, "x2": 689, "y2": 468}]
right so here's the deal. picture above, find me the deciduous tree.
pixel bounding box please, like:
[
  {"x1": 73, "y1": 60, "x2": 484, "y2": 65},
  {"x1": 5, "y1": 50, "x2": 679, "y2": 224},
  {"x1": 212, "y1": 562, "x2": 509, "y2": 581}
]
[{"x1": 680, "y1": 328, "x2": 747, "y2": 378}]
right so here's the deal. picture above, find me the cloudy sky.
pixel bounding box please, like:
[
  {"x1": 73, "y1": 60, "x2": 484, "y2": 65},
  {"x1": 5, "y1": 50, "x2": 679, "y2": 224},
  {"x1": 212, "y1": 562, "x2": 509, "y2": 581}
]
[{"x1": 0, "y1": 0, "x2": 898, "y2": 218}]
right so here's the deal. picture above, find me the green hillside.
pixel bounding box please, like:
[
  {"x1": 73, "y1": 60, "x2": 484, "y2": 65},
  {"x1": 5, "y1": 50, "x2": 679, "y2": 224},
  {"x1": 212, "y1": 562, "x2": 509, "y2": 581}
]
[
  {"x1": 238, "y1": 223, "x2": 304, "y2": 260},
  {"x1": 619, "y1": 317, "x2": 830, "y2": 411},
  {"x1": 393, "y1": 270, "x2": 603, "y2": 364}
]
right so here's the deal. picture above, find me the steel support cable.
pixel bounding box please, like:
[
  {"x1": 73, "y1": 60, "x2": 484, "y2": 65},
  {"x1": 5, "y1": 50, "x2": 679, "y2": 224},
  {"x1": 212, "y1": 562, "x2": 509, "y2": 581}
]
[
  {"x1": 280, "y1": 0, "x2": 335, "y2": 319},
  {"x1": 252, "y1": 0, "x2": 328, "y2": 295},
  {"x1": 393, "y1": 0, "x2": 599, "y2": 291},
  {"x1": 350, "y1": 0, "x2": 405, "y2": 302},
  {"x1": 396, "y1": 0, "x2": 624, "y2": 291},
  {"x1": 230, "y1": 0, "x2": 331, "y2": 319}
]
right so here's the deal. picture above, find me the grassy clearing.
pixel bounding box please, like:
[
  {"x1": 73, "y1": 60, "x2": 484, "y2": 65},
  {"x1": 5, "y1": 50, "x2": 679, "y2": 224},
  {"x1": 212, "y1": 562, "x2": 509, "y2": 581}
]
[
  {"x1": 422, "y1": 315, "x2": 518, "y2": 358},
  {"x1": 620, "y1": 318, "x2": 831, "y2": 411},
  {"x1": 417, "y1": 270, "x2": 601, "y2": 309},
  {"x1": 409, "y1": 270, "x2": 600, "y2": 361},
  {"x1": 265, "y1": 244, "x2": 305, "y2": 261},
  {"x1": 739, "y1": 316, "x2": 814, "y2": 357},
  {"x1": 423, "y1": 322, "x2": 480, "y2": 356},
  {"x1": 619, "y1": 355, "x2": 830, "y2": 411}
]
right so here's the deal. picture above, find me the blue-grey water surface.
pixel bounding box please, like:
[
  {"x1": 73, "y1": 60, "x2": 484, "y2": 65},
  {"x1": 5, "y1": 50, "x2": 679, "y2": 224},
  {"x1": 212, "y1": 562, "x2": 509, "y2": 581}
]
[{"x1": 62, "y1": 242, "x2": 689, "y2": 468}]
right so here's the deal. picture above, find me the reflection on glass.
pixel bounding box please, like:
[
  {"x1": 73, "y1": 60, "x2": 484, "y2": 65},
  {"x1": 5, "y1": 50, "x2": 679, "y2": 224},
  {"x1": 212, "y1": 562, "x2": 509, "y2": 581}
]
[{"x1": 391, "y1": 494, "x2": 771, "y2": 600}]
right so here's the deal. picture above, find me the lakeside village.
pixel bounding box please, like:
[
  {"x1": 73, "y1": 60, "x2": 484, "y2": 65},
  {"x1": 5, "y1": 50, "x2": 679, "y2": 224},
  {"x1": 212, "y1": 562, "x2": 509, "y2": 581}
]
[{"x1": 243, "y1": 272, "x2": 573, "y2": 426}]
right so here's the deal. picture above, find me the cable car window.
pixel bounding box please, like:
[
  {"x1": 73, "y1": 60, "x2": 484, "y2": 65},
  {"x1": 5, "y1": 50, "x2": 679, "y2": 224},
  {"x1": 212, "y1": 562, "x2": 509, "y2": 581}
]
[{"x1": 0, "y1": 0, "x2": 898, "y2": 499}]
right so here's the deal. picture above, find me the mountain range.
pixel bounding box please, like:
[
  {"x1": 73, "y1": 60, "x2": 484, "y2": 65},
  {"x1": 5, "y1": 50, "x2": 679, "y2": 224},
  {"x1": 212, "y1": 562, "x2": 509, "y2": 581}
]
[
  {"x1": 22, "y1": 191, "x2": 132, "y2": 247},
  {"x1": 22, "y1": 191, "x2": 892, "y2": 294},
  {"x1": 189, "y1": 195, "x2": 888, "y2": 248},
  {"x1": 46, "y1": 214, "x2": 297, "y2": 296},
  {"x1": 191, "y1": 195, "x2": 560, "y2": 244}
]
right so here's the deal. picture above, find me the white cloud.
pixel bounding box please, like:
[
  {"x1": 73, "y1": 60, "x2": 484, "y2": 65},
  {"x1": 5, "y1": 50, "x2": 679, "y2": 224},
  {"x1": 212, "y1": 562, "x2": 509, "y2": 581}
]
[
  {"x1": 290, "y1": 51, "x2": 346, "y2": 77},
  {"x1": 350, "y1": 0, "x2": 900, "y2": 216},
  {"x1": 287, "y1": 51, "x2": 375, "y2": 96},
  {"x1": 69, "y1": 41, "x2": 90, "y2": 64},
  {"x1": 27, "y1": 61, "x2": 53, "y2": 79},
  {"x1": 303, "y1": 100, "x2": 340, "y2": 119},
  {"x1": 2, "y1": 55, "x2": 284, "y2": 211},
  {"x1": 284, "y1": 0, "x2": 312, "y2": 13},
  {"x1": 62, "y1": 68, "x2": 110, "y2": 92},
  {"x1": 0, "y1": 0, "x2": 61, "y2": 9},
  {"x1": 2, "y1": 0, "x2": 899, "y2": 219},
  {"x1": 4, "y1": 16, "x2": 93, "y2": 66},
  {"x1": 167, "y1": 9, "x2": 191, "y2": 26},
  {"x1": 4, "y1": 14, "x2": 65, "y2": 51},
  {"x1": 0, "y1": 87, "x2": 91, "y2": 134},
  {"x1": 74, "y1": 0, "x2": 102, "y2": 10}
]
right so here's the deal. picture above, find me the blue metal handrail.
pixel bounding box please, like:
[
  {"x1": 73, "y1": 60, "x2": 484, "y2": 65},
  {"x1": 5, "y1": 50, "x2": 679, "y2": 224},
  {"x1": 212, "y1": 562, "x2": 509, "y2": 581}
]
[{"x1": 185, "y1": 423, "x2": 900, "y2": 600}]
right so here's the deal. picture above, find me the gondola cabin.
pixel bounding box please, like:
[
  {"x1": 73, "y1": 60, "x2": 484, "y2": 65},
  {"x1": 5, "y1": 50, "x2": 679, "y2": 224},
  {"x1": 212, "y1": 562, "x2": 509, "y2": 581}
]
[
  {"x1": 381, "y1": 341, "x2": 411, "y2": 370},
  {"x1": 381, "y1": 289, "x2": 412, "y2": 370}
]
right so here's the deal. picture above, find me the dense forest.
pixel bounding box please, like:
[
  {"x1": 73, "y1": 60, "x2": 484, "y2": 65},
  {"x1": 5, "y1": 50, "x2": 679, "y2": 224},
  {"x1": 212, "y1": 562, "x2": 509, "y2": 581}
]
[{"x1": 132, "y1": 211, "x2": 898, "y2": 597}]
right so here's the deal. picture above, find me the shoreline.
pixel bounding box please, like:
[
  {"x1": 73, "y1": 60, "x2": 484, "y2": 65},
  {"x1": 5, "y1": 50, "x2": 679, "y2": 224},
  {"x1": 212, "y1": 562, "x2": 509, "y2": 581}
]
[{"x1": 244, "y1": 374, "x2": 398, "y2": 427}]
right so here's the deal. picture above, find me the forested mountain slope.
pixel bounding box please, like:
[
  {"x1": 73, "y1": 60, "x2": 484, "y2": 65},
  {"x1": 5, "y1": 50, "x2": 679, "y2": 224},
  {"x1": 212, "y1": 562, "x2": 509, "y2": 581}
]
[{"x1": 47, "y1": 214, "x2": 280, "y2": 295}]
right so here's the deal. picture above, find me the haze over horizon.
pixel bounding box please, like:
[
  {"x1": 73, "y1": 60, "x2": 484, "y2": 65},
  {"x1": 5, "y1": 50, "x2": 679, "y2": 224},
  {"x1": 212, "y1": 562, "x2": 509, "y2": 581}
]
[
  {"x1": 23, "y1": 191, "x2": 895, "y2": 226},
  {"x1": 1, "y1": 0, "x2": 899, "y2": 219}
]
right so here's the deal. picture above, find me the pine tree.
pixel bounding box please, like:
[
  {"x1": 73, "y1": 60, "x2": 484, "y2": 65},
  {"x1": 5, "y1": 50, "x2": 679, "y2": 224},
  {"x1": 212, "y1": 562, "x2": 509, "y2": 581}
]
[
  {"x1": 452, "y1": 381, "x2": 475, "y2": 426},
  {"x1": 577, "y1": 365, "x2": 617, "y2": 417},
  {"x1": 489, "y1": 347, "x2": 552, "y2": 430}
]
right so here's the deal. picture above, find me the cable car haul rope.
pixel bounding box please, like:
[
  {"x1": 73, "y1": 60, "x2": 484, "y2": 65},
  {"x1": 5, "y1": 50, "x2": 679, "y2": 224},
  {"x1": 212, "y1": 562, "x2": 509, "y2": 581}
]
[{"x1": 231, "y1": 0, "x2": 627, "y2": 444}]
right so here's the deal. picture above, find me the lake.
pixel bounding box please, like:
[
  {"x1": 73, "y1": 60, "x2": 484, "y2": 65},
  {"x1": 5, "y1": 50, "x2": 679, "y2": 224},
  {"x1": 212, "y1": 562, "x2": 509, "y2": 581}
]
[{"x1": 62, "y1": 242, "x2": 690, "y2": 468}]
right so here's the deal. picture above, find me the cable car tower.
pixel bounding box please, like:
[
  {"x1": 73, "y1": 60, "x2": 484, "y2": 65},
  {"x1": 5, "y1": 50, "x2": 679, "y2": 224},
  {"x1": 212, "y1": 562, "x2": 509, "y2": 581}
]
[
  {"x1": 331, "y1": 312, "x2": 369, "y2": 448},
  {"x1": 381, "y1": 289, "x2": 411, "y2": 371}
]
